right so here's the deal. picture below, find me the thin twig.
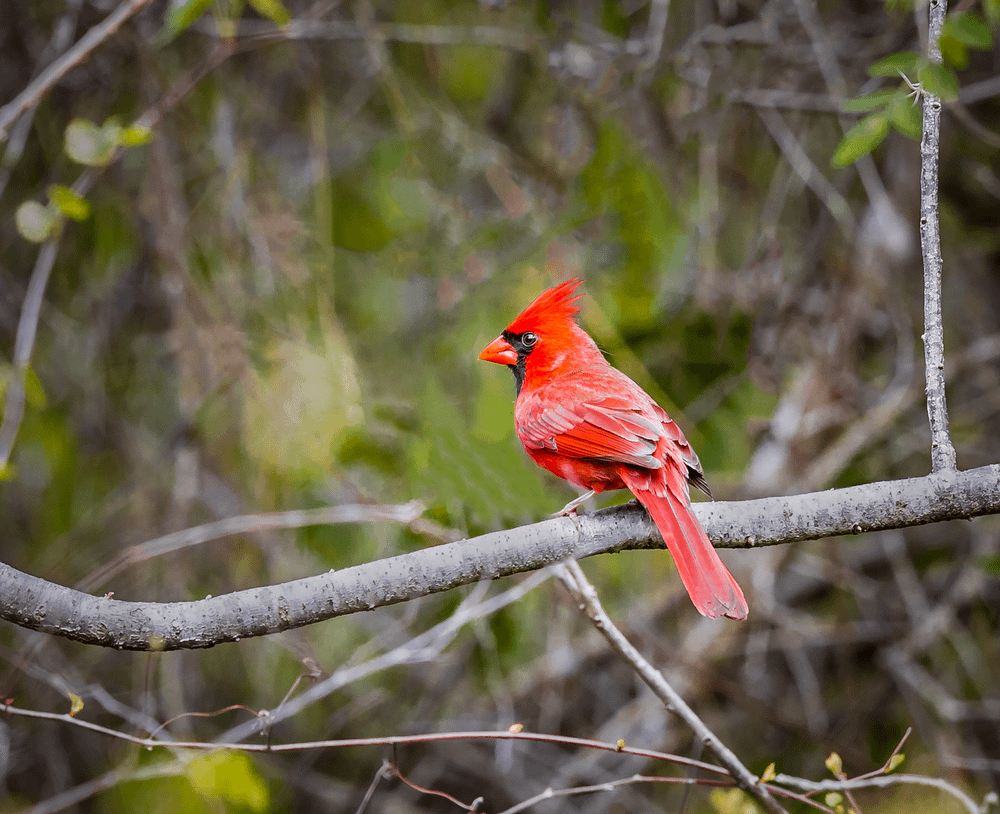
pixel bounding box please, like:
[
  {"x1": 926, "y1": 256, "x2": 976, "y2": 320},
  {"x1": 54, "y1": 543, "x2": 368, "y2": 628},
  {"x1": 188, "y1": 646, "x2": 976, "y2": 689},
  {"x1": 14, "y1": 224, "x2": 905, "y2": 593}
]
[
  {"x1": 757, "y1": 107, "x2": 855, "y2": 235},
  {"x1": 0, "y1": 0, "x2": 84, "y2": 198},
  {"x1": 0, "y1": 700, "x2": 730, "y2": 773},
  {"x1": 216, "y1": 571, "x2": 554, "y2": 743},
  {"x1": 13, "y1": 762, "x2": 180, "y2": 814},
  {"x1": 499, "y1": 774, "x2": 735, "y2": 814},
  {"x1": 387, "y1": 763, "x2": 483, "y2": 811},
  {"x1": 772, "y1": 771, "x2": 980, "y2": 814},
  {"x1": 353, "y1": 761, "x2": 391, "y2": 814},
  {"x1": 0, "y1": 0, "x2": 155, "y2": 142},
  {"x1": 639, "y1": 0, "x2": 671, "y2": 70},
  {"x1": 553, "y1": 559, "x2": 789, "y2": 814},
  {"x1": 0, "y1": 240, "x2": 59, "y2": 468},
  {"x1": 856, "y1": 727, "x2": 911, "y2": 780},
  {"x1": 192, "y1": 17, "x2": 538, "y2": 51},
  {"x1": 919, "y1": 0, "x2": 957, "y2": 472},
  {"x1": 790, "y1": 0, "x2": 892, "y2": 212},
  {"x1": 76, "y1": 500, "x2": 427, "y2": 592}
]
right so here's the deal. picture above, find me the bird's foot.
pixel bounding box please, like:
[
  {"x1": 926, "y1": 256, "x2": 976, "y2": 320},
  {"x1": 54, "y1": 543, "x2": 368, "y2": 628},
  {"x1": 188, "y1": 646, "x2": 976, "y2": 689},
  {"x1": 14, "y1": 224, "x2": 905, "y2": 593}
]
[{"x1": 554, "y1": 490, "x2": 596, "y2": 517}]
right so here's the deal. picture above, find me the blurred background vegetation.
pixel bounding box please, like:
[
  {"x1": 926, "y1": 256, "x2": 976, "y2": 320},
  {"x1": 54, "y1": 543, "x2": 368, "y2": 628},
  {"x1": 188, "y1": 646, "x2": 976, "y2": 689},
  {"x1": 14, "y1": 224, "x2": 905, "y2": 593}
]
[{"x1": 2, "y1": 0, "x2": 1000, "y2": 811}]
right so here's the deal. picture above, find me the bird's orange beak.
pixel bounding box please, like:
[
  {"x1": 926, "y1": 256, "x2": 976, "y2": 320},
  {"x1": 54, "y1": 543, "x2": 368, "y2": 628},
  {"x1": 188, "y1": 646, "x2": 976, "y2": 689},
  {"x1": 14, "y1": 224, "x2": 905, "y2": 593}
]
[{"x1": 479, "y1": 335, "x2": 518, "y2": 366}]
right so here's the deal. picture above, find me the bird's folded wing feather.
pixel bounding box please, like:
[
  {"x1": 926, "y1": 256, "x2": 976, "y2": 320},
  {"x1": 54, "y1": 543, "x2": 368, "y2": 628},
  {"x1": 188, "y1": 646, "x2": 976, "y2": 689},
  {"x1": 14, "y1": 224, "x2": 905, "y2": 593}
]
[{"x1": 518, "y1": 395, "x2": 664, "y2": 470}]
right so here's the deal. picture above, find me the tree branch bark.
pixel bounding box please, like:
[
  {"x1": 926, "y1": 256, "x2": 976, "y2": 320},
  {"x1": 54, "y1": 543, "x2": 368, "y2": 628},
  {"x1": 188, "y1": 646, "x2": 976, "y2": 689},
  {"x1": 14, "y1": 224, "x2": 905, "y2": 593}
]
[
  {"x1": 2, "y1": 465, "x2": 998, "y2": 651},
  {"x1": 920, "y1": 0, "x2": 957, "y2": 473}
]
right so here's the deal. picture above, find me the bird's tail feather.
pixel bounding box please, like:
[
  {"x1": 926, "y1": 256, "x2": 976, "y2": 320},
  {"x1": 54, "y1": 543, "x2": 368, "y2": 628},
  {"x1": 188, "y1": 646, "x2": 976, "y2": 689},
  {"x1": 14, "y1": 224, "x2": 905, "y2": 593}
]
[{"x1": 627, "y1": 481, "x2": 748, "y2": 620}]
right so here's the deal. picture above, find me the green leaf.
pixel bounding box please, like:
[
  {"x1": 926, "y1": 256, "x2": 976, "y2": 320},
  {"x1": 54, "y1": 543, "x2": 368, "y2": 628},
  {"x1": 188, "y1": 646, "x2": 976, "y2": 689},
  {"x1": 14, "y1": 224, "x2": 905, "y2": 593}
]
[
  {"x1": 67, "y1": 692, "x2": 84, "y2": 717},
  {"x1": 48, "y1": 185, "x2": 91, "y2": 222},
  {"x1": 944, "y1": 12, "x2": 993, "y2": 49},
  {"x1": 985, "y1": 0, "x2": 1000, "y2": 27},
  {"x1": 709, "y1": 787, "x2": 764, "y2": 814},
  {"x1": 187, "y1": 751, "x2": 269, "y2": 812},
  {"x1": 868, "y1": 51, "x2": 920, "y2": 78},
  {"x1": 889, "y1": 99, "x2": 922, "y2": 139},
  {"x1": 248, "y1": 0, "x2": 290, "y2": 25},
  {"x1": 825, "y1": 752, "x2": 844, "y2": 777},
  {"x1": 887, "y1": 753, "x2": 905, "y2": 773},
  {"x1": 824, "y1": 792, "x2": 844, "y2": 810},
  {"x1": 24, "y1": 366, "x2": 47, "y2": 409},
  {"x1": 832, "y1": 113, "x2": 890, "y2": 168},
  {"x1": 165, "y1": 0, "x2": 213, "y2": 38},
  {"x1": 918, "y1": 63, "x2": 960, "y2": 101},
  {"x1": 118, "y1": 124, "x2": 153, "y2": 146},
  {"x1": 842, "y1": 88, "x2": 900, "y2": 113},
  {"x1": 939, "y1": 34, "x2": 969, "y2": 70},
  {"x1": 64, "y1": 119, "x2": 116, "y2": 166},
  {"x1": 760, "y1": 762, "x2": 777, "y2": 782},
  {"x1": 15, "y1": 201, "x2": 58, "y2": 242}
]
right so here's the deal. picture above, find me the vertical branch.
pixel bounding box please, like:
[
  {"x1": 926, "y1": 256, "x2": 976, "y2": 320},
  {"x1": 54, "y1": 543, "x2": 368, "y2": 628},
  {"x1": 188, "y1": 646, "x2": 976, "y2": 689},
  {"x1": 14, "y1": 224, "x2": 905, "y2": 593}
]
[
  {"x1": 553, "y1": 560, "x2": 789, "y2": 814},
  {"x1": 0, "y1": 240, "x2": 59, "y2": 469},
  {"x1": 920, "y1": 0, "x2": 957, "y2": 473}
]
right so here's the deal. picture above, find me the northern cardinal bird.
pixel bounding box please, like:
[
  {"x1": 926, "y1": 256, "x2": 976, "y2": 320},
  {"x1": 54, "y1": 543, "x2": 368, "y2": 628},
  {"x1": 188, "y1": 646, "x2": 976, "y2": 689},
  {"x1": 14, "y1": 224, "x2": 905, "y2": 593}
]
[{"x1": 479, "y1": 278, "x2": 748, "y2": 620}]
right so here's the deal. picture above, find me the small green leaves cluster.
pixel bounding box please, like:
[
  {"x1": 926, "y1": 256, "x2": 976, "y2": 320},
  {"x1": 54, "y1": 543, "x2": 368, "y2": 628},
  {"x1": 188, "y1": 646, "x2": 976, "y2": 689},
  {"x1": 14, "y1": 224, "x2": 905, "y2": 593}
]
[
  {"x1": 15, "y1": 0, "x2": 292, "y2": 245},
  {"x1": 14, "y1": 118, "x2": 151, "y2": 243},
  {"x1": 164, "y1": 0, "x2": 291, "y2": 40},
  {"x1": 833, "y1": 11, "x2": 994, "y2": 167}
]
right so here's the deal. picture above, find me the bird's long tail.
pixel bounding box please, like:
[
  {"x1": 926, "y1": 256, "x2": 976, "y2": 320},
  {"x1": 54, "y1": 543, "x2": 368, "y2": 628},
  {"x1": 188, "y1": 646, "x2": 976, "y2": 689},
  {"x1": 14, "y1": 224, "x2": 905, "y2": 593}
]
[{"x1": 625, "y1": 476, "x2": 748, "y2": 620}]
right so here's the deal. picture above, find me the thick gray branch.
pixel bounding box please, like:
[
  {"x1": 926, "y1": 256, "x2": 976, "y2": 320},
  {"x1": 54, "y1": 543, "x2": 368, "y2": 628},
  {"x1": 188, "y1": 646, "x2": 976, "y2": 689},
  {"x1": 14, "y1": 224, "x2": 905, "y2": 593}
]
[
  {"x1": 920, "y1": 0, "x2": 956, "y2": 472},
  {"x1": 1, "y1": 465, "x2": 998, "y2": 651}
]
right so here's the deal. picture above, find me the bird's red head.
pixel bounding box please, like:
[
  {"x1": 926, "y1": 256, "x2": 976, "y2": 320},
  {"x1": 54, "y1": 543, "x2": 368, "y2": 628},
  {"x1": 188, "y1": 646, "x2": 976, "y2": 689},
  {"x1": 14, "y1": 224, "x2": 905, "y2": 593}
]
[
  {"x1": 504, "y1": 277, "x2": 584, "y2": 333},
  {"x1": 479, "y1": 278, "x2": 601, "y2": 394}
]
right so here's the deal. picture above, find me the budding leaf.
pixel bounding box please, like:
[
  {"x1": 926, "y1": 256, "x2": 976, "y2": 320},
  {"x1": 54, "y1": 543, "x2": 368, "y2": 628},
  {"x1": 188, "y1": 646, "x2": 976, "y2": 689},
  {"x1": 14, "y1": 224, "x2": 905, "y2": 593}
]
[
  {"x1": 16, "y1": 201, "x2": 58, "y2": 242},
  {"x1": 118, "y1": 124, "x2": 153, "y2": 146},
  {"x1": 48, "y1": 185, "x2": 90, "y2": 221},
  {"x1": 65, "y1": 119, "x2": 116, "y2": 166}
]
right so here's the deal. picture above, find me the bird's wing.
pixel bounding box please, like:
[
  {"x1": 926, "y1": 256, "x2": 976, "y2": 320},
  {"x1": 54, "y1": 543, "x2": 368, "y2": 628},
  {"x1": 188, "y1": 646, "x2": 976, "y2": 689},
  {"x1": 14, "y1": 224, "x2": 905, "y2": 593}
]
[
  {"x1": 516, "y1": 368, "x2": 711, "y2": 494},
  {"x1": 517, "y1": 388, "x2": 665, "y2": 470}
]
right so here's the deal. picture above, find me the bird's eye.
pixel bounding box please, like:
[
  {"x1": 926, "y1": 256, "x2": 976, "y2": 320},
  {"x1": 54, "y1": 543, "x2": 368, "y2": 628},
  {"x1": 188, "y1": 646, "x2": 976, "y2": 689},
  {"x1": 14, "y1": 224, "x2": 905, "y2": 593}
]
[{"x1": 522, "y1": 332, "x2": 538, "y2": 347}]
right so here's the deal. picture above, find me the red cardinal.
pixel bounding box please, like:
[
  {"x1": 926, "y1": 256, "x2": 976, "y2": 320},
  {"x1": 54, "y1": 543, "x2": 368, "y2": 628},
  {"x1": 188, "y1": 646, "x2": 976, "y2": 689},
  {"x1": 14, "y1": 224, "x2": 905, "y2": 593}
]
[{"x1": 479, "y1": 278, "x2": 748, "y2": 620}]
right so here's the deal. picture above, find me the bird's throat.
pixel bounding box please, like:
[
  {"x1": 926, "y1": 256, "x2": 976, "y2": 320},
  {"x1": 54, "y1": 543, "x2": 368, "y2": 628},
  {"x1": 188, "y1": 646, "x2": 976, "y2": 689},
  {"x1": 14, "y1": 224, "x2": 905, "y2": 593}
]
[{"x1": 510, "y1": 356, "x2": 527, "y2": 396}]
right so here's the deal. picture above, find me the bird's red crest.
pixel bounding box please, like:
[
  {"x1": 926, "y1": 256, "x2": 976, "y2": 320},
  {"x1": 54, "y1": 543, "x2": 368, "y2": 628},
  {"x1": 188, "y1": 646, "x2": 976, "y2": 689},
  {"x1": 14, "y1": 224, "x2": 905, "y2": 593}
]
[{"x1": 505, "y1": 278, "x2": 584, "y2": 334}]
